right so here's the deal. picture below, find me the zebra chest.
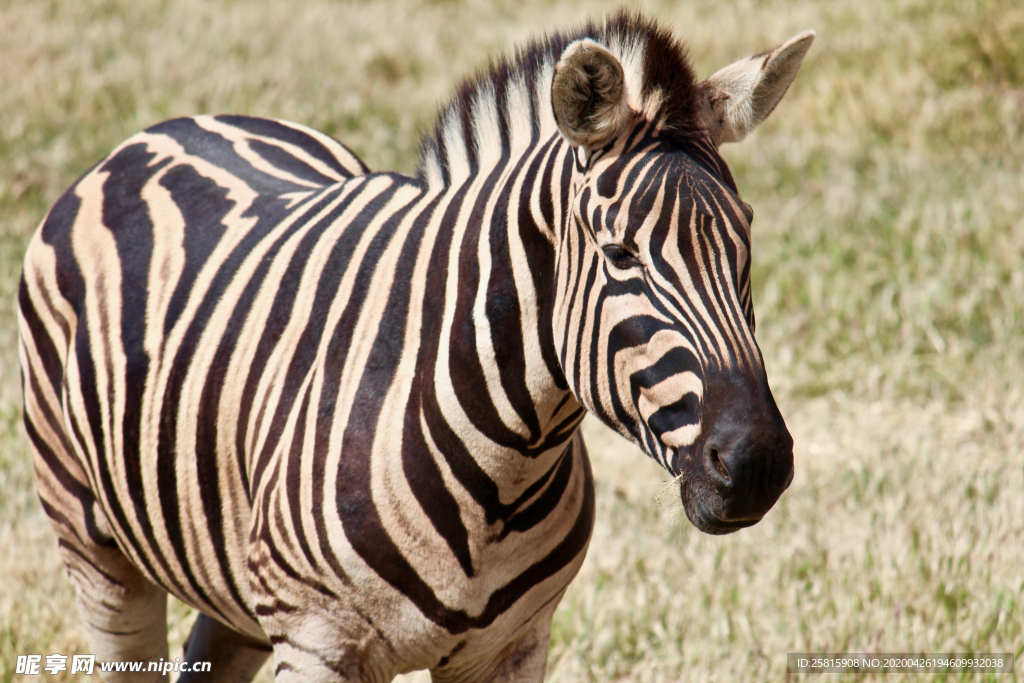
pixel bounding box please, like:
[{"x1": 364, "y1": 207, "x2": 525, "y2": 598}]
[{"x1": 245, "y1": 411, "x2": 594, "y2": 670}]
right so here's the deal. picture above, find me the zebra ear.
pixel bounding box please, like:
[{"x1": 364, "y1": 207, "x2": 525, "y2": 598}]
[
  {"x1": 551, "y1": 39, "x2": 632, "y2": 150},
  {"x1": 699, "y1": 30, "x2": 815, "y2": 145}
]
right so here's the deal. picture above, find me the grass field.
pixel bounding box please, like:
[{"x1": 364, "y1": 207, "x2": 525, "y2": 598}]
[{"x1": 1, "y1": 0, "x2": 1022, "y2": 680}]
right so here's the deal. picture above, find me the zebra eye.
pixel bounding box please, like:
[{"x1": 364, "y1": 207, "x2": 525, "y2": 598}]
[{"x1": 602, "y1": 244, "x2": 640, "y2": 269}]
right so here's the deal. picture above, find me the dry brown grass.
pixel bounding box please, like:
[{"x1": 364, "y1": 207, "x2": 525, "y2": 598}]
[{"x1": 2, "y1": 0, "x2": 1021, "y2": 680}]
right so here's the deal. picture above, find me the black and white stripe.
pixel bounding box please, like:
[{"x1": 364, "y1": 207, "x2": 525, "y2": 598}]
[{"x1": 20, "y1": 12, "x2": 812, "y2": 682}]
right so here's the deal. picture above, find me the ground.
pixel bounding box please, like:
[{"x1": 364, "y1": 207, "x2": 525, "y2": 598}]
[{"x1": 1, "y1": 0, "x2": 1021, "y2": 681}]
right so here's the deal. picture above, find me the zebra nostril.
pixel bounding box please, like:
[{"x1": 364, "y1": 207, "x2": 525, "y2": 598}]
[{"x1": 704, "y1": 443, "x2": 731, "y2": 484}]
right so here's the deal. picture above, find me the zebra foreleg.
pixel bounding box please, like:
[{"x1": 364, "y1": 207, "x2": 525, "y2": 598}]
[
  {"x1": 430, "y1": 601, "x2": 559, "y2": 683},
  {"x1": 54, "y1": 533, "x2": 170, "y2": 683},
  {"x1": 177, "y1": 613, "x2": 272, "y2": 682}
]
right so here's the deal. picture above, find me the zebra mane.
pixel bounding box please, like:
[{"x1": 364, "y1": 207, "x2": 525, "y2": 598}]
[{"x1": 415, "y1": 11, "x2": 706, "y2": 188}]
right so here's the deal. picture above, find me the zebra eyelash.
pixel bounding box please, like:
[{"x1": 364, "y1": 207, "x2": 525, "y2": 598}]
[{"x1": 601, "y1": 244, "x2": 641, "y2": 269}]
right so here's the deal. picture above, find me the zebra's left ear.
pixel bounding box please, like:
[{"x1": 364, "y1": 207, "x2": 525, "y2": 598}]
[
  {"x1": 699, "y1": 30, "x2": 816, "y2": 145},
  {"x1": 551, "y1": 39, "x2": 632, "y2": 152}
]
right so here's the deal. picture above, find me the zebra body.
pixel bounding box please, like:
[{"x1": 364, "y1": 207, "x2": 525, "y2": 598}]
[{"x1": 20, "y1": 14, "x2": 813, "y2": 682}]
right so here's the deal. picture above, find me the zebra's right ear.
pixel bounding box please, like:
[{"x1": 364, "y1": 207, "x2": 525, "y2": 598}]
[{"x1": 551, "y1": 39, "x2": 632, "y2": 151}]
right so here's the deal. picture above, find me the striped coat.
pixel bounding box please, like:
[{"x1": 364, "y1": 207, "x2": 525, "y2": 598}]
[{"x1": 19, "y1": 13, "x2": 813, "y2": 683}]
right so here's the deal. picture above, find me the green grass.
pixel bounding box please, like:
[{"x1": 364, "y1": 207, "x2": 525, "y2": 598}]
[{"x1": 1, "y1": 0, "x2": 1022, "y2": 680}]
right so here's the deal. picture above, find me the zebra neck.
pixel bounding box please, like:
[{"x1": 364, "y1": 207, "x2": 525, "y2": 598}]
[{"x1": 421, "y1": 133, "x2": 585, "y2": 499}]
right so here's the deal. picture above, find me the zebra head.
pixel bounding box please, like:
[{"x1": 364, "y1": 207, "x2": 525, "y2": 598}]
[{"x1": 549, "y1": 25, "x2": 814, "y2": 534}]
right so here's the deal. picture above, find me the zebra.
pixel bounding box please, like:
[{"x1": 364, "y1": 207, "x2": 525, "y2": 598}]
[{"x1": 19, "y1": 12, "x2": 813, "y2": 683}]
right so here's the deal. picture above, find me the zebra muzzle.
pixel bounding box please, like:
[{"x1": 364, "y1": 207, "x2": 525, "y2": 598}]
[{"x1": 668, "y1": 380, "x2": 794, "y2": 534}]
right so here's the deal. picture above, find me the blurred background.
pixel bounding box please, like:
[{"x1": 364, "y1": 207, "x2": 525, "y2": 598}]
[{"x1": 1, "y1": 0, "x2": 1021, "y2": 680}]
